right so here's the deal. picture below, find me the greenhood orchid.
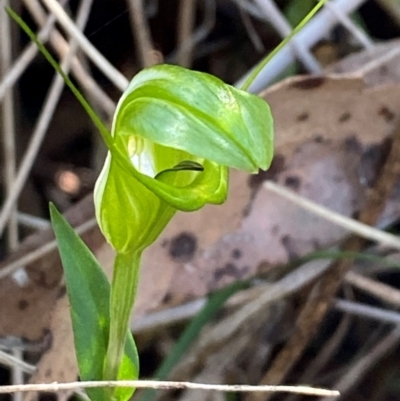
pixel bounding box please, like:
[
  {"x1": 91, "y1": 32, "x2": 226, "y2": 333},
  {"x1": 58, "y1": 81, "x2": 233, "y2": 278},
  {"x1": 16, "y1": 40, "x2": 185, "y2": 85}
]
[
  {"x1": 8, "y1": 2, "x2": 334, "y2": 398},
  {"x1": 94, "y1": 64, "x2": 273, "y2": 254}
]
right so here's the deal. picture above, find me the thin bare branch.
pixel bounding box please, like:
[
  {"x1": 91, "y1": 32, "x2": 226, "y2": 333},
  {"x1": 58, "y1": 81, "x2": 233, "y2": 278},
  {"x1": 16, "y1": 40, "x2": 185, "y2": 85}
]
[
  {"x1": 41, "y1": 0, "x2": 129, "y2": 90},
  {"x1": 17, "y1": 213, "x2": 50, "y2": 231},
  {"x1": 264, "y1": 181, "x2": 400, "y2": 250},
  {"x1": 0, "y1": 0, "x2": 95, "y2": 239},
  {"x1": 237, "y1": 1, "x2": 264, "y2": 52},
  {"x1": 10, "y1": 349, "x2": 23, "y2": 401},
  {"x1": 334, "y1": 299, "x2": 400, "y2": 324},
  {"x1": 0, "y1": 0, "x2": 67, "y2": 102},
  {"x1": 1, "y1": 0, "x2": 18, "y2": 251},
  {"x1": 0, "y1": 349, "x2": 35, "y2": 374},
  {"x1": 345, "y1": 271, "x2": 400, "y2": 308},
  {"x1": 0, "y1": 380, "x2": 339, "y2": 397},
  {"x1": 324, "y1": 0, "x2": 373, "y2": 49},
  {"x1": 21, "y1": 0, "x2": 115, "y2": 116},
  {"x1": 128, "y1": 0, "x2": 157, "y2": 67},
  {"x1": 0, "y1": 217, "x2": 97, "y2": 280},
  {"x1": 177, "y1": 0, "x2": 197, "y2": 67},
  {"x1": 166, "y1": 0, "x2": 215, "y2": 64}
]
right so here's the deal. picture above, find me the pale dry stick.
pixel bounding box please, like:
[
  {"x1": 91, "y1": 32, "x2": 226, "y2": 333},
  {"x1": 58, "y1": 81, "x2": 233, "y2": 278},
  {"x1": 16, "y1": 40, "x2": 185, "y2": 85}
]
[
  {"x1": 166, "y1": 0, "x2": 215, "y2": 64},
  {"x1": 11, "y1": 348, "x2": 23, "y2": 401},
  {"x1": 0, "y1": 0, "x2": 94, "y2": 239},
  {"x1": 133, "y1": 298, "x2": 206, "y2": 333},
  {"x1": 231, "y1": 0, "x2": 266, "y2": 18},
  {"x1": 252, "y1": 0, "x2": 321, "y2": 73},
  {"x1": 238, "y1": 1, "x2": 264, "y2": 52},
  {"x1": 176, "y1": 335, "x2": 261, "y2": 401},
  {"x1": 133, "y1": 284, "x2": 270, "y2": 333},
  {"x1": 319, "y1": 325, "x2": 400, "y2": 401},
  {"x1": 22, "y1": 0, "x2": 115, "y2": 116},
  {"x1": 345, "y1": 270, "x2": 400, "y2": 308},
  {"x1": 0, "y1": 217, "x2": 96, "y2": 280},
  {"x1": 1, "y1": 7, "x2": 22, "y2": 398},
  {"x1": 17, "y1": 212, "x2": 50, "y2": 231},
  {"x1": 264, "y1": 181, "x2": 400, "y2": 250},
  {"x1": 0, "y1": 0, "x2": 69, "y2": 101},
  {"x1": 0, "y1": 380, "x2": 339, "y2": 397},
  {"x1": 128, "y1": 0, "x2": 157, "y2": 67},
  {"x1": 177, "y1": 0, "x2": 197, "y2": 68},
  {"x1": 334, "y1": 299, "x2": 400, "y2": 324},
  {"x1": 353, "y1": 46, "x2": 400, "y2": 77},
  {"x1": 0, "y1": 0, "x2": 18, "y2": 251},
  {"x1": 248, "y1": 118, "x2": 400, "y2": 401},
  {"x1": 325, "y1": 0, "x2": 374, "y2": 49},
  {"x1": 235, "y1": 0, "x2": 367, "y2": 92},
  {"x1": 0, "y1": 42, "x2": 22, "y2": 401},
  {"x1": 0, "y1": 349, "x2": 35, "y2": 374},
  {"x1": 0, "y1": 352, "x2": 94, "y2": 401},
  {"x1": 41, "y1": 0, "x2": 129, "y2": 90}
]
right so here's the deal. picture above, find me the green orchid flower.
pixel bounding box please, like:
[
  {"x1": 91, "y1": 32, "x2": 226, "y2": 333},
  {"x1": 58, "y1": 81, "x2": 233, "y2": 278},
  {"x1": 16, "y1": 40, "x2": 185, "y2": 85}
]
[
  {"x1": 94, "y1": 64, "x2": 273, "y2": 254},
  {"x1": 9, "y1": 4, "x2": 335, "y2": 399}
]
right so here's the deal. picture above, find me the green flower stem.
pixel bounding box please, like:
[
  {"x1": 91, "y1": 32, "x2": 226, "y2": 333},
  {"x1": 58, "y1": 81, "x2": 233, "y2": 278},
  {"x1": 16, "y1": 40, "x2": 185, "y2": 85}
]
[
  {"x1": 240, "y1": 0, "x2": 328, "y2": 91},
  {"x1": 104, "y1": 251, "x2": 141, "y2": 384}
]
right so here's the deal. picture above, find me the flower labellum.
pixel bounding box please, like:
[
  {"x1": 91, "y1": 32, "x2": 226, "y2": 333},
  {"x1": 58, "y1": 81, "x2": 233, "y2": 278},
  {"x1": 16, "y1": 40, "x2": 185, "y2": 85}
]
[{"x1": 94, "y1": 64, "x2": 273, "y2": 253}]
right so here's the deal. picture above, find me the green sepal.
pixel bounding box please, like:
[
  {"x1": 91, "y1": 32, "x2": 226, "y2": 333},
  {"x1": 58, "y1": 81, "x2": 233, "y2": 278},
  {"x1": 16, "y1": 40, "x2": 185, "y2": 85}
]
[
  {"x1": 113, "y1": 64, "x2": 273, "y2": 174},
  {"x1": 94, "y1": 154, "x2": 177, "y2": 253},
  {"x1": 49, "y1": 204, "x2": 139, "y2": 401}
]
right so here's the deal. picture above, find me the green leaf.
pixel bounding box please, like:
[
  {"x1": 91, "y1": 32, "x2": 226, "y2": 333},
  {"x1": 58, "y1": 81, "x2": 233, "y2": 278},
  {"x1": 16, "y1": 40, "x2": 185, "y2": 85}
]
[{"x1": 50, "y1": 204, "x2": 139, "y2": 401}]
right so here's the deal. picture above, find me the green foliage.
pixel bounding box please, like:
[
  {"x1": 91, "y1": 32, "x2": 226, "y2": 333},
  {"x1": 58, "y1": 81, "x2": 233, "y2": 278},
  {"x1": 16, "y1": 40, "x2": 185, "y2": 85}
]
[{"x1": 50, "y1": 204, "x2": 139, "y2": 401}]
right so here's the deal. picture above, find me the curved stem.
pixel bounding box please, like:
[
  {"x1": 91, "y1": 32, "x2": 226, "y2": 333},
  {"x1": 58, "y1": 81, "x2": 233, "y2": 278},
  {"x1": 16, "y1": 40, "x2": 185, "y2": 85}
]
[
  {"x1": 104, "y1": 251, "x2": 141, "y2": 384},
  {"x1": 240, "y1": 0, "x2": 328, "y2": 91}
]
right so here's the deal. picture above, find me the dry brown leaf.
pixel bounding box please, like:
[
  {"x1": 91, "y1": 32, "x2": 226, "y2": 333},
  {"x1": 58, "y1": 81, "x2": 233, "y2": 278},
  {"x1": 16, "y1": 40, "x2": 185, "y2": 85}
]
[{"x1": 23, "y1": 296, "x2": 76, "y2": 401}]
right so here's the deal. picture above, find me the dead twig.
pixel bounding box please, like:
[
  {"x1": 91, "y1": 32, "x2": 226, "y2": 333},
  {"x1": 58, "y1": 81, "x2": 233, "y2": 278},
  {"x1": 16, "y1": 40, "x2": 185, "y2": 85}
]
[
  {"x1": 264, "y1": 181, "x2": 400, "y2": 250},
  {"x1": 0, "y1": 380, "x2": 339, "y2": 397},
  {"x1": 177, "y1": 0, "x2": 197, "y2": 68},
  {"x1": 0, "y1": 0, "x2": 95, "y2": 239},
  {"x1": 128, "y1": 0, "x2": 158, "y2": 68},
  {"x1": 40, "y1": 0, "x2": 128, "y2": 90},
  {"x1": 0, "y1": 0, "x2": 18, "y2": 251},
  {"x1": 21, "y1": 0, "x2": 116, "y2": 116},
  {"x1": 345, "y1": 270, "x2": 400, "y2": 309}
]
